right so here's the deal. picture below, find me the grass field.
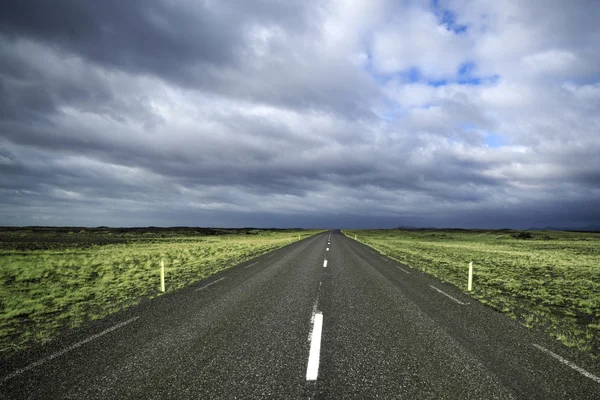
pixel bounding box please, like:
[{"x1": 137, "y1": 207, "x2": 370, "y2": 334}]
[
  {"x1": 0, "y1": 227, "x2": 321, "y2": 357},
  {"x1": 344, "y1": 229, "x2": 600, "y2": 358}
]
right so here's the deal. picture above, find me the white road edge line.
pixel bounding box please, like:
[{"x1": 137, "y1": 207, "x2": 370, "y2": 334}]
[
  {"x1": 2, "y1": 317, "x2": 140, "y2": 382},
  {"x1": 306, "y1": 312, "x2": 324, "y2": 381},
  {"x1": 195, "y1": 277, "x2": 226, "y2": 292},
  {"x1": 380, "y1": 256, "x2": 388, "y2": 262},
  {"x1": 533, "y1": 344, "x2": 600, "y2": 384},
  {"x1": 430, "y1": 285, "x2": 469, "y2": 305},
  {"x1": 244, "y1": 261, "x2": 259, "y2": 269},
  {"x1": 323, "y1": 259, "x2": 328, "y2": 268},
  {"x1": 396, "y1": 266, "x2": 411, "y2": 274}
]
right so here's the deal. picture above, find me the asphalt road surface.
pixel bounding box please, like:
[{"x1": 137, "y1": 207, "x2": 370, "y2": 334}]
[{"x1": 1, "y1": 230, "x2": 599, "y2": 399}]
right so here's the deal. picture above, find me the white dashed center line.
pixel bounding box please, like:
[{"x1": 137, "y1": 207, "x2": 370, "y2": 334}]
[
  {"x1": 323, "y1": 259, "x2": 328, "y2": 268},
  {"x1": 380, "y1": 257, "x2": 388, "y2": 262},
  {"x1": 326, "y1": 248, "x2": 329, "y2": 251},
  {"x1": 306, "y1": 312, "x2": 323, "y2": 381},
  {"x1": 533, "y1": 344, "x2": 600, "y2": 384}
]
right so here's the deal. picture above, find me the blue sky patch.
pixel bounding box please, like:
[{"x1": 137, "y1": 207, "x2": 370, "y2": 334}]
[
  {"x1": 457, "y1": 62, "x2": 500, "y2": 85},
  {"x1": 458, "y1": 62, "x2": 475, "y2": 76},
  {"x1": 428, "y1": 79, "x2": 448, "y2": 87},
  {"x1": 407, "y1": 67, "x2": 421, "y2": 83},
  {"x1": 431, "y1": 0, "x2": 468, "y2": 34},
  {"x1": 485, "y1": 133, "x2": 505, "y2": 148}
]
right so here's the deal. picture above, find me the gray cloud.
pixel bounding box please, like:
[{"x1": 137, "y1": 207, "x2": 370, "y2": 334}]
[{"x1": 0, "y1": 0, "x2": 239, "y2": 74}]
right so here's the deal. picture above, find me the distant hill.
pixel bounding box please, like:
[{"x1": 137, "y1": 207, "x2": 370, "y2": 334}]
[{"x1": 530, "y1": 225, "x2": 600, "y2": 232}]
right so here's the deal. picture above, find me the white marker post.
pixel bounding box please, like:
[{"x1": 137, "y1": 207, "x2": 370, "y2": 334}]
[
  {"x1": 160, "y1": 260, "x2": 165, "y2": 292},
  {"x1": 467, "y1": 261, "x2": 473, "y2": 291}
]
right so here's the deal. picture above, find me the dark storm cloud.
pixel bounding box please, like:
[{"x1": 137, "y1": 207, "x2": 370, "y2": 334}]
[
  {"x1": 0, "y1": 0, "x2": 377, "y2": 117},
  {"x1": 0, "y1": 0, "x2": 238, "y2": 76}
]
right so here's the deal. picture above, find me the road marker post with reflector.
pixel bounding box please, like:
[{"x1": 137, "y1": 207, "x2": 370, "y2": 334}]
[
  {"x1": 160, "y1": 260, "x2": 165, "y2": 292},
  {"x1": 468, "y1": 261, "x2": 473, "y2": 291}
]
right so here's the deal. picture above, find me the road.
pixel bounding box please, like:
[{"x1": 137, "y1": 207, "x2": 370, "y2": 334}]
[{"x1": 1, "y1": 230, "x2": 599, "y2": 399}]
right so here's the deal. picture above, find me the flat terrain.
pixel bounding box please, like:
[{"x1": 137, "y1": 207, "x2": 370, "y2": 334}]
[
  {"x1": 0, "y1": 227, "x2": 321, "y2": 356},
  {"x1": 1, "y1": 230, "x2": 599, "y2": 399},
  {"x1": 344, "y1": 229, "x2": 600, "y2": 358}
]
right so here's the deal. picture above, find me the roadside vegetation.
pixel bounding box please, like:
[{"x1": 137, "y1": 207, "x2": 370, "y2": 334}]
[
  {"x1": 344, "y1": 229, "x2": 600, "y2": 358},
  {"x1": 0, "y1": 227, "x2": 321, "y2": 357}
]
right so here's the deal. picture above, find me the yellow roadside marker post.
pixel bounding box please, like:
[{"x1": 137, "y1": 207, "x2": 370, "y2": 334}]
[
  {"x1": 160, "y1": 259, "x2": 165, "y2": 292},
  {"x1": 468, "y1": 261, "x2": 473, "y2": 291}
]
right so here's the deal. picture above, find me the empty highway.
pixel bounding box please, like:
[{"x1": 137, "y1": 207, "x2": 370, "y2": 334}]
[{"x1": 1, "y1": 231, "x2": 598, "y2": 399}]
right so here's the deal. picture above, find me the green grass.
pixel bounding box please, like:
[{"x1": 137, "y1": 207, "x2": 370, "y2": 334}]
[
  {"x1": 0, "y1": 227, "x2": 322, "y2": 356},
  {"x1": 344, "y1": 229, "x2": 600, "y2": 357}
]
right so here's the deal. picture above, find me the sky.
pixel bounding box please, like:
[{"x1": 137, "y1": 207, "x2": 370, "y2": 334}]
[{"x1": 1, "y1": 0, "x2": 599, "y2": 229}]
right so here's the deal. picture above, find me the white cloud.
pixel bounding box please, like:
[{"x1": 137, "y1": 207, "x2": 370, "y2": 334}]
[{"x1": 370, "y1": 4, "x2": 472, "y2": 79}]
